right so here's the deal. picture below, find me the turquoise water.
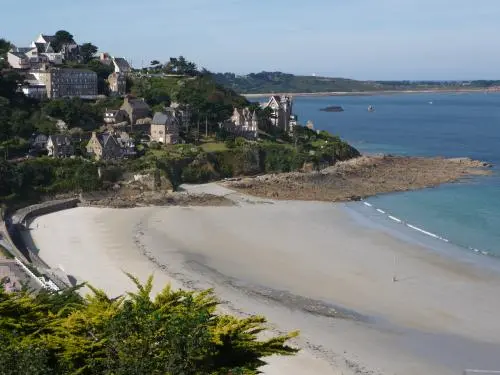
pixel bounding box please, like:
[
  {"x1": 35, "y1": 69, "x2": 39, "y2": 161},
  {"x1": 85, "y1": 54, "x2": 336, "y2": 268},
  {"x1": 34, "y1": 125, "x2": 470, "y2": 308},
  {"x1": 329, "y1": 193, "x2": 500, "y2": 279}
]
[{"x1": 292, "y1": 92, "x2": 500, "y2": 257}]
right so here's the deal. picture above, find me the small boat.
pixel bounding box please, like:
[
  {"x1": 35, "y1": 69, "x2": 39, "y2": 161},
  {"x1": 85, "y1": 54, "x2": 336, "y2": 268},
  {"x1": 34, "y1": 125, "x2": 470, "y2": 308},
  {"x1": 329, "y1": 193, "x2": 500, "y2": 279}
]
[
  {"x1": 428, "y1": 101, "x2": 433, "y2": 105},
  {"x1": 368, "y1": 105, "x2": 375, "y2": 112}
]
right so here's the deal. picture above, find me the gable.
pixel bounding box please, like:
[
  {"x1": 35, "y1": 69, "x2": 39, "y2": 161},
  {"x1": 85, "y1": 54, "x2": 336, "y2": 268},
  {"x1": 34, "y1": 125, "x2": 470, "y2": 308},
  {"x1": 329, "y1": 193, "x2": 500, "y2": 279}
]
[{"x1": 266, "y1": 96, "x2": 281, "y2": 109}]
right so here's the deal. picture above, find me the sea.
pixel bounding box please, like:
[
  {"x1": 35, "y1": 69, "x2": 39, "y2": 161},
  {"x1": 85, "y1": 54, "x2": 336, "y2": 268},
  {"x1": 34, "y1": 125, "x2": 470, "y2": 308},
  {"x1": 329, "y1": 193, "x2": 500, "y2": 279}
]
[{"x1": 291, "y1": 92, "x2": 500, "y2": 260}]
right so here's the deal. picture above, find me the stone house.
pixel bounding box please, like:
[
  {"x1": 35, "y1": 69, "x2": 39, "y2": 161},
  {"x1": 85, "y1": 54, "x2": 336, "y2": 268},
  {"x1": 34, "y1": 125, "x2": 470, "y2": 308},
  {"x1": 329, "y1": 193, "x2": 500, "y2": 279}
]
[
  {"x1": 86, "y1": 132, "x2": 122, "y2": 160},
  {"x1": 120, "y1": 96, "x2": 151, "y2": 125},
  {"x1": 150, "y1": 111, "x2": 179, "y2": 144},
  {"x1": 103, "y1": 109, "x2": 128, "y2": 125},
  {"x1": 46, "y1": 135, "x2": 73, "y2": 158},
  {"x1": 223, "y1": 107, "x2": 259, "y2": 139},
  {"x1": 261, "y1": 95, "x2": 296, "y2": 132}
]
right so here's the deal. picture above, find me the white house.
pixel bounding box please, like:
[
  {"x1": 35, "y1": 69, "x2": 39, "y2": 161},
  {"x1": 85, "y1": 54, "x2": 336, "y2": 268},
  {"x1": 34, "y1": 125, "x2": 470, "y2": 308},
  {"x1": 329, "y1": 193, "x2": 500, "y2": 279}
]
[{"x1": 7, "y1": 51, "x2": 30, "y2": 69}]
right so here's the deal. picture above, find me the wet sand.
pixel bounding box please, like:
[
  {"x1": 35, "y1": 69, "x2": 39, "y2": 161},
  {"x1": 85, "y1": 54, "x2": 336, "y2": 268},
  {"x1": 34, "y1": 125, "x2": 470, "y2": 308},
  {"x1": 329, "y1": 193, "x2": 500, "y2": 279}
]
[{"x1": 28, "y1": 187, "x2": 500, "y2": 374}]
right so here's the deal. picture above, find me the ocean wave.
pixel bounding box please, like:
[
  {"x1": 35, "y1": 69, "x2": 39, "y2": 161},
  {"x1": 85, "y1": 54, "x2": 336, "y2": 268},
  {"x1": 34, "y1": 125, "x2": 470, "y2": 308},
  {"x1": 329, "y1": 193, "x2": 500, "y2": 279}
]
[{"x1": 361, "y1": 200, "x2": 493, "y2": 258}]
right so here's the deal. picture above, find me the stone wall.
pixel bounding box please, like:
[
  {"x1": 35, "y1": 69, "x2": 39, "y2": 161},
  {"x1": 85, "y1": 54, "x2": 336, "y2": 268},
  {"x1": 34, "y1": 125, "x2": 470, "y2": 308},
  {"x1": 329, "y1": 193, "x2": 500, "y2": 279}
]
[{"x1": 11, "y1": 198, "x2": 80, "y2": 225}]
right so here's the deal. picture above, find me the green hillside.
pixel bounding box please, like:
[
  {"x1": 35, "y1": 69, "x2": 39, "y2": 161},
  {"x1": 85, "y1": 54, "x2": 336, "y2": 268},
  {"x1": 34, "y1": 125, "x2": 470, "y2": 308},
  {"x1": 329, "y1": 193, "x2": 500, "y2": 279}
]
[
  {"x1": 212, "y1": 72, "x2": 386, "y2": 94},
  {"x1": 212, "y1": 71, "x2": 500, "y2": 94}
]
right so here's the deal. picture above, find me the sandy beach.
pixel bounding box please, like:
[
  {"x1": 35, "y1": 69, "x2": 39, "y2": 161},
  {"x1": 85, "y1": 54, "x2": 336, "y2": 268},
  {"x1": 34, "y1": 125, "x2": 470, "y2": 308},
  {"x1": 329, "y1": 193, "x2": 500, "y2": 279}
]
[{"x1": 27, "y1": 185, "x2": 500, "y2": 374}]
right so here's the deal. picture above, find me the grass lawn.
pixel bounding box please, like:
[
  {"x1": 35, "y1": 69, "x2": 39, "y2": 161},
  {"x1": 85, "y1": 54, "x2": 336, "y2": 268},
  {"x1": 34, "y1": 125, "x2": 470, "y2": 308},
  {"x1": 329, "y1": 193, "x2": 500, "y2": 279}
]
[{"x1": 200, "y1": 142, "x2": 228, "y2": 152}]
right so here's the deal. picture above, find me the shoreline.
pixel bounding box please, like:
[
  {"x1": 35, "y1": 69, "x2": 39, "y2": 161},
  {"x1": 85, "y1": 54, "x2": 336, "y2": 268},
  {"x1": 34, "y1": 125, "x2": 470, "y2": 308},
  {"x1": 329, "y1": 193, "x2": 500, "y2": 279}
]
[
  {"x1": 25, "y1": 184, "x2": 500, "y2": 374},
  {"x1": 223, "y1": 155, "x2": 493, "y2": 202},
  {"x1": 243, "y1": 88, "x2": 497, "y2": 98}
]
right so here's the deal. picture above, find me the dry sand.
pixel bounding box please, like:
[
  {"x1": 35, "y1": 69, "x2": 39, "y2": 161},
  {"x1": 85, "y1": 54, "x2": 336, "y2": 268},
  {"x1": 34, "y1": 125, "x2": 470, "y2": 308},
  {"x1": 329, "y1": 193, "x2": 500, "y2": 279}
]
[{"x1": 28, "y1": 185, "x2": 500, "y2": 374}]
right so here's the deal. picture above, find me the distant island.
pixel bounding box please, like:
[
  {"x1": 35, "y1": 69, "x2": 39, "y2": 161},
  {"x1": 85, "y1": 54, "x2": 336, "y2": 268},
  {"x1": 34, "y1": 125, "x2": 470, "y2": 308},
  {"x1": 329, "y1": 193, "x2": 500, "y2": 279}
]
[
  {"x1": 211, "y1": 71, "x2": 500, "y2": 95},
  {"x1": 320, "y1": 105, "x2": 344, "y2": 112}
]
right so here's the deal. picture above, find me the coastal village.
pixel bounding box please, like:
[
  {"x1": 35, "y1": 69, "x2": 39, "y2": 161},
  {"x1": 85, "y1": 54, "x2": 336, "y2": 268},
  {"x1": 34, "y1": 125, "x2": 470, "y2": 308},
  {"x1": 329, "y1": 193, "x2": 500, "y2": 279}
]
[
  {"x1": 2, "y1": 25, "x2": 499, "y2": 375},
  {"x1": 3, "y1": 31, "x2": 306, "y2": 163},
  {"x1": 0, "y1": 30, "x2": 322, "y2": 295}
]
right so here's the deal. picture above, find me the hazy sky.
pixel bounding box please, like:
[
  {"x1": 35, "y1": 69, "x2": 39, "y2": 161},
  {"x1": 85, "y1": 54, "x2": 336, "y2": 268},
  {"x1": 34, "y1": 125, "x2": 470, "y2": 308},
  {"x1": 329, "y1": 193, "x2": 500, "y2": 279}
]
[{"x1": 2, "y1": 0, "x2": 500, "y2": 80}]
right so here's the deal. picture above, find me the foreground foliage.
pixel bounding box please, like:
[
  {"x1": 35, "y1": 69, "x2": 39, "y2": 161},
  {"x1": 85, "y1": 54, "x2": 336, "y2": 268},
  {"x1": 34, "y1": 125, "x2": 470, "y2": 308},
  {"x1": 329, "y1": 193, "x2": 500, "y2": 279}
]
[{"x1": 0, "y1": 275, "x2": 298, "y2": 374}]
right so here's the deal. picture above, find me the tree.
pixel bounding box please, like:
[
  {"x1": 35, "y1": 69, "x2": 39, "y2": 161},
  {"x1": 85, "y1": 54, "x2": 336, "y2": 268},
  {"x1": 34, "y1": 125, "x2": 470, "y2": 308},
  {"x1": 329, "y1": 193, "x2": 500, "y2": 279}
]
[
  {"x1": 150, "y1": 60, "x2": 160, "y2": 66},
  {"x1": 0, "y1": 39, "x2": 11, "y2": 68},
  {"x1": 0, "y1": 275, "x2": 298, "y2": 374},
  {"x1": 80, "y1": 42, "x2": 98, "y2": 63},
  {"x1": 52, "y1": 30, "x2": 74, "y2": 53}
]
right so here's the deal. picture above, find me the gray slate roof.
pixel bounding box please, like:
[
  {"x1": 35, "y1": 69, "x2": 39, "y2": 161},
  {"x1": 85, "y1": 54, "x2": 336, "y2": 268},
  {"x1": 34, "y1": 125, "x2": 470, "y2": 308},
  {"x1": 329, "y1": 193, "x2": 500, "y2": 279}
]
[
  {"x1": 96, "y1": 133, "x2": 118, "y2": 147},
  {"x1": 127, "y1": 98, "x2": 150, "y2": 111},
  {"x1": 9, "y1": 51, "x2": 27, "y2": 59},
  {"x1": 113, "y1": 57, "x2": 131, "y2": 71},
  {"x1": 41, "y1": 35, "x2": 56, "y2": 43},
  {"x1": 48, "y1": 135, "x2": 71, "y2": 145},
  {"x1": 152, "y1": 111, "x2": 178, "y2": 126}
]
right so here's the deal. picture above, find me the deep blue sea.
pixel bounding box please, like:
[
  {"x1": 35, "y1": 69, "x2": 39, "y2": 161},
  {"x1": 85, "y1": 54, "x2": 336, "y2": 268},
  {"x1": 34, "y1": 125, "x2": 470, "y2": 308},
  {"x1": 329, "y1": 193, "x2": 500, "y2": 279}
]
[{"x1": 291, "y1": 92, "x2": 500, "y2": 258}]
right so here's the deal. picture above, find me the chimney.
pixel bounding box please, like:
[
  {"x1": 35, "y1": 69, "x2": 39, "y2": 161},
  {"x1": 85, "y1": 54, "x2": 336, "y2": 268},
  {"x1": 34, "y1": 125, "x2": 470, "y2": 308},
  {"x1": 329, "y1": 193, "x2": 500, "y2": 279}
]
[{"x1": 92, "y1": 131, "x2": 97, "y2": 138}]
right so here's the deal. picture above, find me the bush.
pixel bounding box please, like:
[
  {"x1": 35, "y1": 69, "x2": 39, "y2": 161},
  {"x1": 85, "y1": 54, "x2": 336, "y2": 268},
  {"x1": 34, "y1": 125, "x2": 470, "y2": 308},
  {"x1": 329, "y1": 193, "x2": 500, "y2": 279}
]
[{"x1": 0, "y1": 275, "x2": 298, "y2": 374}]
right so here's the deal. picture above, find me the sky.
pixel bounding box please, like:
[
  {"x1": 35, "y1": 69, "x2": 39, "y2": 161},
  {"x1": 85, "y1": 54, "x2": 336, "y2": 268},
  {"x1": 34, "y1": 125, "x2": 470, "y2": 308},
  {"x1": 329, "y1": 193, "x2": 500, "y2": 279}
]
[{"x1": 2, "y1": 0, "x2": 500, "y2": 80}]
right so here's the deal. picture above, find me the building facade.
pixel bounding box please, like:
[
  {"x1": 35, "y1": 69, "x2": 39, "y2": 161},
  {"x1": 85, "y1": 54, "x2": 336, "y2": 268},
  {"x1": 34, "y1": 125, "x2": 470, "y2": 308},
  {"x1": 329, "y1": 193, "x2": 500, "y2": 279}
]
[
  {"x1": 86, "y1": 132, "x2": 122, "y2": 160},
  {"x1": 46, "y1": 135, "x2": 73, "y2": 158},
  {"x1": 108, "y1": 72, "x2": 127, "y2": 96},
  {"x1": 222, "y1": 107, "x2": 259, "y2": 139},
  {"x1": 32, "y1": 66, "x2": 98, "y2": 99},
  {"x1": 103, "y1": 109, "x2": 128, "y2": 125},
  {"x1": 7, "y1": 51, "x2": 31, "y2": 69},
  {"x1": 150, "y1": 111, "x2": 179, "y2": 144},
  {"x1": 261, "y1": 95, "x2": 296, "y2": 132},
  {"x1": 120, "y1": 96, "x2": 151, "y2": 125}
]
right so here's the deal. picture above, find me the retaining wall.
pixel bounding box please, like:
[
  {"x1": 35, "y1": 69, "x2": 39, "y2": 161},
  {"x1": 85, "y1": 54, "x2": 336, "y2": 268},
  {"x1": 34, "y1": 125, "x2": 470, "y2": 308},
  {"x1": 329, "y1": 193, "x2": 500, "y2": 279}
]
[{"x1": 11, "y1": 198, "x2": 80, "y2": 225}]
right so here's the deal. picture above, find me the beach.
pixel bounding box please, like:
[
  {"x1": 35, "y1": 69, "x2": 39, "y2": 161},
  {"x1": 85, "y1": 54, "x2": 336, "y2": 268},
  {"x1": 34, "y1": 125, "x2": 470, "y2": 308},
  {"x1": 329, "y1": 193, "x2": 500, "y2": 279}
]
[{"x1": 28, "y1": 185, "x2": 500, "y2": 374}]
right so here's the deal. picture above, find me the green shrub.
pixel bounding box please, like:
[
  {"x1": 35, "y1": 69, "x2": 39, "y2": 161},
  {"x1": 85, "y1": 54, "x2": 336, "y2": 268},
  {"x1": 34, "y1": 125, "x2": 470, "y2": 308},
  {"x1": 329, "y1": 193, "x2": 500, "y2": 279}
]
[{"x1": 0, "y1": 275, "x2": 298, "y2": 375}]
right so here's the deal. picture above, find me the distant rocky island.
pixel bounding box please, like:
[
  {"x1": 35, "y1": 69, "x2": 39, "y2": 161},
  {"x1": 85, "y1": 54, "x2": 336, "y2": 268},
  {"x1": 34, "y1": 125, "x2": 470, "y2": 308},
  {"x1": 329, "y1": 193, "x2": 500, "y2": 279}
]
[{"x1": 320, "y1": 105, "x2": 344, "y2": 112}]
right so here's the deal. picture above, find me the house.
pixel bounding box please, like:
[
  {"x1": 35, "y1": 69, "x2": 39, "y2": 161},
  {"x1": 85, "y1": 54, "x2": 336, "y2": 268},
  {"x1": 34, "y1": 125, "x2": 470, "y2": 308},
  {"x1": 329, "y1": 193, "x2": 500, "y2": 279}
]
[
  {"x1": 103, "y1": 109, "x2": 128, "y2": 125},
  {"x1": 47, "y1": 135, "x2": 73, "y2": 158},
  {"x1": 261, "y1": 95, "x2": 296, "y2": 132},
  {"x1": 100, "y1": 52, "x2": 113, "y2": 65},
  {"x1": 86, "y1": 132, "x2": 122, "y2": 160},
  {"x1": 32, "y1": 65, "x2": 98, "y2": 99},
  {"x1": 223, "y1": 107, "x2": 259, "y2": 139},
  {"x1": 150, "y1": 111, "x2": 179, "y2": 144},
  {"x1": 7, "y1": 51, "x2": 30, "y2": 69},
  {"x1": 21, "y1": 73, "x2": 47, "y2": 99},
  {"x1": 108, "y1": 72, "x2": 127, "y2": 96},
  {"x1": 29, "y1": 133, "x2": 48, "y2": 150},
  {"x1": 34, "y1": 34, "x2": 78, "y2": 61},
  {"x1": 112, "y1": 57, "x2": 131, "y2": 74},
  {"x1": 8, "y1": 36, "x2": 63, "y2": 70},
  {"x1": 120, "y1": 96, "x2": 151, "y2": 125},
  {"x1": 116, "y1": 131, "x2": 136, "y2": 157},
  {"x1": 29, "y1": 39, "x2": 63, "y2": 65}
]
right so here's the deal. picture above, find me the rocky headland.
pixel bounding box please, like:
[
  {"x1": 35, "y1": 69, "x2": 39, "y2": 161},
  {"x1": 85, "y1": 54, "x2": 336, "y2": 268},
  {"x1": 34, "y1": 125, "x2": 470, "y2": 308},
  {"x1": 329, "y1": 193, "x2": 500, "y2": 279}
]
[{"x1": 222, "y1": 155, "x2": 493, "y2": 201}]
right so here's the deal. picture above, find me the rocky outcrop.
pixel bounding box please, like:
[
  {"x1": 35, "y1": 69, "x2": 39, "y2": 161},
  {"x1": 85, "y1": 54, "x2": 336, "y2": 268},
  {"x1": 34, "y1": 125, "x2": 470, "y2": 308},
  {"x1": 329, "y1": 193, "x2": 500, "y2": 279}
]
[{"x1": 223, "y1": 155, "x2": 494, "y2": 202}]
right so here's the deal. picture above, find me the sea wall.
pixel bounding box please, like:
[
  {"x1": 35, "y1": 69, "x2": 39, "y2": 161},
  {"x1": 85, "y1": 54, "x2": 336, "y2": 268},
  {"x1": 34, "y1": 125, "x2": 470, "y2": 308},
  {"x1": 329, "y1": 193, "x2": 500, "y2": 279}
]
[
  {"x1": 11, "y1": 198, "x2": 80, "y2": 225},
  {"x1": 2, "y1": 198, "x2": 80, "y2": 271}
]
